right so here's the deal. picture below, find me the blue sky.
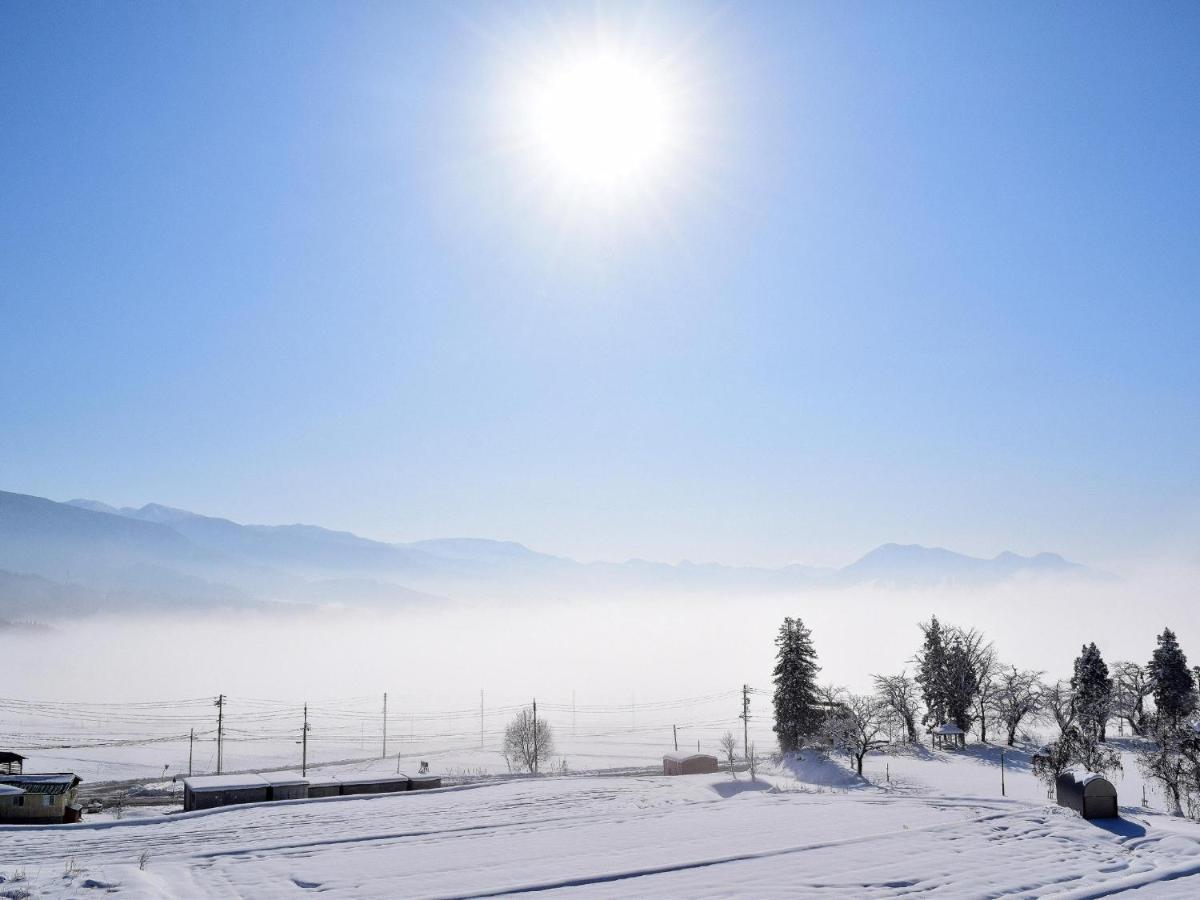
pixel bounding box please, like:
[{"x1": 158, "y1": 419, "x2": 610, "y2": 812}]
[{"x1": 2, "y1": 2, "x2": 1197, "y2": 568}]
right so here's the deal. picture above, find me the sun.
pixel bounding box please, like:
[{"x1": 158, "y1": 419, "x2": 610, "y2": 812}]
[{"x1": 518, "y1": 52, "x2": 677, "y2": 198}]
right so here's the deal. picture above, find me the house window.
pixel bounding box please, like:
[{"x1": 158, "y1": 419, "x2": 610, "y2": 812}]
[
  {"x1": 13, "y1": 796, "x2": 23, "y2": 806},
  {"x1": 43, "y1": 795, "x2": 54, "y2": 807}
]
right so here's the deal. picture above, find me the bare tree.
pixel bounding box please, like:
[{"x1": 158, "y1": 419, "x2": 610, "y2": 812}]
[
  {"x1": 746, "y1": 742, "x2": 759, "y2": 781},
  {"x1": 1112, "y1": 661, "x2": 1155, "y2": 737},
  {"x1": 718, "y1": 731, "x2": 738, "y2": 778},
  {"x1": 988, "y1": 667, "x2": 1045, "y2": 746},
  {"x1": 1044, "y1": 679, "x2": 1075, "y2": 733},
  {"x1": 502, "y1": 708, "x2": 554, "y2": 774},
  {"x1": 958, "y1": 628, "x2": 999, "y2": 743},
  {"x1": 872, "y1": 672, "x2": 921, "y2": 743},
  {"x1": 834, "y1": 694, "x2": 892, "y2": 777}
]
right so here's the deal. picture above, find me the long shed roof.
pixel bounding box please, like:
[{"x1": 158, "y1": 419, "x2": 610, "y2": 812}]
[{"x1": 183, "y1": 774, "x2": 270, "y2": 792}]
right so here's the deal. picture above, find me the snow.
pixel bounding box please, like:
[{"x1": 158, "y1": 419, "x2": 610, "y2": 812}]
[
  {"x1": 258, "y1": 771, "x2": 308, "y2": 786},
  {"x1": 3, "y1": 749, "x2": 1200, "y2": 898},
  {"x1": 931, "y1": 723, "x2": 964, "y2": 734},
  {"x1": 182, "y1": 773, "x2": 269, "y2": 792},
  {"x1": 662, "y1": 752, "x2": 715, "y2": 763},
  {"x1": 0, "y1": 784, "x2": 23, "y2": 796}
]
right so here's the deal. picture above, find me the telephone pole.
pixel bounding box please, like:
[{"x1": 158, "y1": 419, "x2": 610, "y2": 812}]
[
  {"x1": 480, "y1": 690, "x2": 485, "y2": 748},
  {"x1": 740, "y1": 685, "x2": 750, "y2": 761},
  {"x1": 302, "y1": 703, "x2": 310, "y2": 777},
  {"x1": 532, "y1": 698, "x2": 538, "y2": 775},
  {"x1": 673, "y1": 724, "x2": 678, "y2": 751},
  {"x1": 188, "y1": 728, "x2": 194, "y2": 777},
  {"x1": 215, "y1": 694, "x2": 225, "y2": 775},
  {"x1": 382, "y1": 693, "x2": 388, "y2": 759}
]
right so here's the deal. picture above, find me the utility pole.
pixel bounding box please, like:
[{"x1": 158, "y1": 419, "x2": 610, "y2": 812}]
[
  {"x1": 572, "y1": 690, "x2": 576, "y2": 737},
  {"x1": 480, "y1": 690, "x2": 485, "y2": 749},
  {"x1": 302, "y1": 703, "x2": 309, "y2": 777},
  {"x1": 673, "y1": 724, "x2": 678, "y2": 751},
  {"x1": 532, "y1": 698, "x2": 538, "y2": 775},
  {"x1": 215, "y1": 694, "x2": 225, "y2": 775},
  {"x1": 188, "y1": 728, "x2": 194, "y2": 777},
  {"x1": 382, "y1": 693, "x2": 388, "y2": 759},
  {"x1": 740, "y1": 685, "x2": 750, "y2": 761},
  {"x1": 1000, "y1": 749, "x2": 1005, "y2": 797}
]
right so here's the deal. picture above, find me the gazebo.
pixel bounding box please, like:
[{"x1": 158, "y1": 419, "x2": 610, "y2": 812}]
[
  {"x1": 930, "y1": 723, "x2": 966, "y2": 750},
  {"x1": 0, "y1": 753, "x2": 25, "y2": 776}
]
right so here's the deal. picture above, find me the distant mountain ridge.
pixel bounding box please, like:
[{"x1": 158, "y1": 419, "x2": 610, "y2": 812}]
[{"x1": 0, "y1": 488, "x2": 1106, "y2": 620}]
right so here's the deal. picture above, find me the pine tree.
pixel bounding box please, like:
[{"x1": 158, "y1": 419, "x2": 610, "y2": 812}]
[
  {"x1": 944, "y1": 636, "x2": 979, "y2": 733},
  {"x1": 1149, "y1": 627, "x2": 1196, "y2": 727},
  {"x1": 1072, "y1": 642, "x2": 1113, "y2": 742},
  {"x1": 915, "y1": 616, "x2": 948, "y2": 727},
  {"x1": 771, "y1": 617, "x2": 821, "y2": 753}
]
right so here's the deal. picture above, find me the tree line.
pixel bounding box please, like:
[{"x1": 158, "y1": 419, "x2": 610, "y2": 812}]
[{"x1": 771, "y1": 616, "x2": 1200, "y2": 815}]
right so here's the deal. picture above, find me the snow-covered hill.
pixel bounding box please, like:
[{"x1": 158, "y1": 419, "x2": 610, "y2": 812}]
[{"x1": 4, "y1": 756, "x2": 1199, "y2": 898}]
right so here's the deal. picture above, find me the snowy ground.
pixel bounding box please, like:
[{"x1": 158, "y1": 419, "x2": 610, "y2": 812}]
[{"x1": 5, "y1": 748, "x2": 1200, "y2": 898}]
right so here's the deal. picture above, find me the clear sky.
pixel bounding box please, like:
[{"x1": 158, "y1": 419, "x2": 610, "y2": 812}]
[{"x1": 2, "y1": 1, "x2": 1197, "y2": 569}]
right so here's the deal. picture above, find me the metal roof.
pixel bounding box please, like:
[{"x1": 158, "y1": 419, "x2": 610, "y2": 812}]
[
  {"x1": 0, "y1": 774, "x2": 80, "y2": 795},
  {"x1": 183, "y1": 774, "x2": 270, "y2": 792}
]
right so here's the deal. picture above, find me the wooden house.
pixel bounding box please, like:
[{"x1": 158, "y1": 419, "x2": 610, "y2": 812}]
[{"x1": 0, "y1": 773, "x2": 83, "y2": 824}]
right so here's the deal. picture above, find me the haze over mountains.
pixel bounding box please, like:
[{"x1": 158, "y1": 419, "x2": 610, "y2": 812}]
[{"x1": 0, "y1": 489, "x2": 1102, "y2": 620}]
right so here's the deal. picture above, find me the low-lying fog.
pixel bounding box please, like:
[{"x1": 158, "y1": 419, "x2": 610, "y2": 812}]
[{"x1": 5, "y1": 567, "x2": 1195, "y2": 707}]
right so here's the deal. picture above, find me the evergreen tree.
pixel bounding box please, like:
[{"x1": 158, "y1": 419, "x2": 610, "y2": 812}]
[
  {"x1": 944, "y1": 636, "x2": 980, "y2": 733},
  {"x1": 771, "y1": 617, "x2": 821, "y2": 753},
  {"x1": 915, "y1": 616, "x2": 948, "y2": 727},
  {"x1": 1072, "y1": 642, "x2": 1113, "y2": 742},
  {"x1": 1149, "y1": 627, "x2": 1196, "y2": 727}
]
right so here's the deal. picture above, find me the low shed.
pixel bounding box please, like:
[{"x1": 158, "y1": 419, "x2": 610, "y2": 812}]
[
  {"x1": 0, "y1": 773, "x2": 82, "y2": 824},
  {"x1": 1056, "y1": 772, "x2": 1118, "y2": 819},
  {"x1": 408, "y1": 774, "x2": 442, "y2": 791},
  {"x1": 260, "y1": 772, "x2": 309, "y2": 802},
  {"x1": 663, "y1": 753, "x2": 719, "y2": 776},
  {"x1": 183, "y1": 774, "x2": 270, "y2": 811},
  {"x1": 305, "y1": 776, "x2": 342, "y2": 798},
  {"x1": 337, "y1": 775, "x2": 410, "y2": 796}
]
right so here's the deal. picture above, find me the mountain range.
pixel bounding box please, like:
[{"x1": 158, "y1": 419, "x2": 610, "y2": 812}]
[{"x1": 0, "y1": 489, "x2": 1104, "y2": 620}]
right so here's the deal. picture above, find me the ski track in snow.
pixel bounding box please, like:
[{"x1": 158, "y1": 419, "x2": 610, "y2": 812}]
[{"x1": 4, "y1": 773, "x2": 1200, "y2": 898}]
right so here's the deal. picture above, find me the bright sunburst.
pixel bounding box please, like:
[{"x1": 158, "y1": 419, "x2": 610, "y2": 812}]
[{"x1": 516, "y1": 51, "x2": 680, "y2": 201}]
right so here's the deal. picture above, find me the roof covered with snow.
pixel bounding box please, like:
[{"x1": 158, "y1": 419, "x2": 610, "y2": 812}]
[
  {"x1": 0, "y1": 784, "x2": 25, "y2": 796},
  {"x1": 338, "y1": 774, "x2": 409, "y2": 784},
  {"x1": 258, "y1": 772, "x2": 308, "y2": 786},
  {"x1": 0, "y1": 773, "x2": 81, "y2": 794},
  {"x1": 663, "y1": 753, "x2": 717, "y2": 763},
  {"x1": 931, "y1": 724, "x2": 964, "y2": 734},
  {"x1": 184, "y1": 774, "x2": 269, "y2": 792}
]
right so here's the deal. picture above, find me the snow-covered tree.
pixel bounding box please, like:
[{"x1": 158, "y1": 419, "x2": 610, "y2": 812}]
[
  {"x1": 829, "y1": 693, "x2": 891, "y2": 777},
  {"x1": 718, "y1": 731, "x2": 738, "y2": 777},
  {"x1": 771, "y1": 617, "x2": 822, "y2": 753},
  {"x1": 915, "y1": 616, "x2": 949, "y2": 728},
  {"x1": 944, "y1": 636, "x2": 979, "y2": 734},
  {"x1": 1112, "y1": 661, "x2": 1155, "y2": 737},
  {"x1": 1033, "y1": 726, "x2": 1121, "y2": 794},
  {"x1": 1072, "y1": 643, "x2": 1113, "y2": 742},
  {"x1": 1044, "y1": 679, "x2": 1076, "y2": 733},
  {"x1": 988, "y1": 667, "x2": 1044, "y2": 746},
  {"x1": 503, "y1": 708, "x2": 554, "y2": 774},
  {"x1": 872, "y1": 671, "x2": 921, "y2": 743},
  {"x1": 1149, "y1": 628, "x2": 1196, "y2": 728}
]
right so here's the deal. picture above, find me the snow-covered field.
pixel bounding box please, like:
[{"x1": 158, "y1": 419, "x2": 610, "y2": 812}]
[{"x1": 5, "y1": 746, "x2": 1200, "y2": 898}]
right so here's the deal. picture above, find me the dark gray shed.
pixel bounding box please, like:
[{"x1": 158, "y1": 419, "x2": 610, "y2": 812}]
[
  {"x1": 408, "y1": 774, "x2": 442, "y2": 790},
  {"x1": 338, "y1": 775, "x2": 410, "y2": 796},
  {"x1": 1056, "y1": 772, "x2": 1118, "y2": 819},
  {"x1": 183, "y1": 774, "x2": 270, "y2": 811}
]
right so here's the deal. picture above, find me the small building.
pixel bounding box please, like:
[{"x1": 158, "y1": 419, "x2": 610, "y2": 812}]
[
  {"x1": 305, "y1": 775, "x2": 342, "y2": 798},
  {"x1": 0, "y1": 752, "x2": 26, "y2": 776},
  {"x1": 0, "y1": 773, "x2": 83, "y2": 824},
  {"x1": 1056, "y1": 772, "x2": 1118, "y2": 819},
  {"x1": 930, "y1": 723, "x2": 966, "y2": 750},
  {"x1": 183, "y1": 774, "x2": 271, "y2": 812},
  {"x1": 662, "y1": 753, "x2": 719, "y2": 776},
  {"x1": 260, "y1": 772, "x2": 309, "y2": 802},
  {"x1": 408, "y1": 774, "x2": 442, "y2": 791},
  {"x1": 337, "y1": 775, "x2": 410, "y2": 796}
]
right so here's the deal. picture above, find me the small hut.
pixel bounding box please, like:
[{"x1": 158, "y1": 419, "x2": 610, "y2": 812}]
[
  {"x1": 260, "y1": 772, "x2": 309, "y2": 802},
  {"x1": 931, "y1": 723, "x2": 966, "y2": 750},
  {"x1": 183, "y1": 774, "x2": 271, "y2": 811},
  {"x1": 662, "y1": 752, "x2": 719, "y2": 776},
  {"x1": 337, "y1": 775, "x2": 410, "y2": 796},
  {"x1": 0, "y1": 752, "x2": 25, "y2": 776},
  {"x1": 1056, "y1": 772, "x2": 1118, "y2": 819},
  {"x1": 0, "y1": 773, "x2": 82, "y2": 824},
  {"x1": 305, "y1": 775, "x2": 342, "y2": 798},
  {"x1": 408, "y1": 774, "x2": 442, "y2": 791}
]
